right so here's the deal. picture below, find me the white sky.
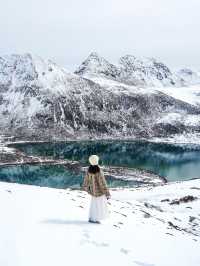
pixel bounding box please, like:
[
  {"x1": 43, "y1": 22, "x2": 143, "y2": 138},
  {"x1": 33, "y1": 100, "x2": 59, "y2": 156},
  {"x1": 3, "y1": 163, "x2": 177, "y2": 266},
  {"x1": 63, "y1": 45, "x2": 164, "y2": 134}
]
[{"x1": 0, "y1": 0, "x2": 199, "y2": 71}]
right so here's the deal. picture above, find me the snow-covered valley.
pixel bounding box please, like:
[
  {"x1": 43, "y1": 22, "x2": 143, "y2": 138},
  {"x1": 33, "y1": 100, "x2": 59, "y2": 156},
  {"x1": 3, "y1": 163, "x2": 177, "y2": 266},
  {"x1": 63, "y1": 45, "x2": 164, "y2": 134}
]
[{"x1": 0, "y1": 179, "x2": 200, "y2": 266}]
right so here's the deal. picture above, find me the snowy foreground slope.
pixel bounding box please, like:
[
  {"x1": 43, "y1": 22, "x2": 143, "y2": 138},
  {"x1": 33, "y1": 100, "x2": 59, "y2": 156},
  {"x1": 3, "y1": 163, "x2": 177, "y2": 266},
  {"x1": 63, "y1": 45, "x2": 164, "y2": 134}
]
[{"x1": 1, "y1": 180, "x2": 200, "y2": 266}]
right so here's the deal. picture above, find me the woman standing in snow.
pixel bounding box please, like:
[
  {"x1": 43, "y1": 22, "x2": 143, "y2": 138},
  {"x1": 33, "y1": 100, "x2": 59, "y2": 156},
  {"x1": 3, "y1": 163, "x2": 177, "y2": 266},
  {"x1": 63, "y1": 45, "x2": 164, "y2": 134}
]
[{"x1": 82, "y1": 155, "x2": 110, "y2": 224}]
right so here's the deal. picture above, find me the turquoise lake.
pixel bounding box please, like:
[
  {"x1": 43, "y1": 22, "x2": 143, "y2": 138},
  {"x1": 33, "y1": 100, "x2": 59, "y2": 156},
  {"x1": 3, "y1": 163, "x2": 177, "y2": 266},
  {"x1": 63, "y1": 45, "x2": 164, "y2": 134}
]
[{"x1": 1, "y1": 140, "x2": 200, "y2": 188}]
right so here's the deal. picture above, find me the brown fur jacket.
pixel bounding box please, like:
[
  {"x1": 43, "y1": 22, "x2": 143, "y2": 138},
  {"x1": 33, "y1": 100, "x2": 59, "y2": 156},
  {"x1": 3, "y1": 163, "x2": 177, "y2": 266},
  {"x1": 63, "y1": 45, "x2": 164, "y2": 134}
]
[{"x1": 82, "y1": 170, "x2": 110, "y2": 197}]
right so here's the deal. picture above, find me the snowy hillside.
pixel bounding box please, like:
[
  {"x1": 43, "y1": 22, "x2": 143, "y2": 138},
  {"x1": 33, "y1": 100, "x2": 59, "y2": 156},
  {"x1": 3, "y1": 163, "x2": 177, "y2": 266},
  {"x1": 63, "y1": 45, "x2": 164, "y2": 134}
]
[
  {"x1": 0, "y1": 53, "x2": 200, "y2": 141},
  {"x1": 0, "y1": 180, "x2": 200, "y2": 266}
]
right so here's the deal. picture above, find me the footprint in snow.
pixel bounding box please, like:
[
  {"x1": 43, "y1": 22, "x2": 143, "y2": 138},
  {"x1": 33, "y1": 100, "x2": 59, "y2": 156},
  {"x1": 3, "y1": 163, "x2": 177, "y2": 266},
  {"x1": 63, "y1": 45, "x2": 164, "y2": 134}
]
[
  {"x1": 114, "y1": 211, "x2": 127, "y2": 217},
  {"x1": 77, "y1": 195, "x2": 85, "y2": 199},
  {"x1": 81, "y1": 231, "x2": 109, "y2": 247},
  {"x1": 77, "y1": 205, "x2": 84, "y2": 209},
  {"x1": 133, "y1": 260, "x2": 155, "y2": 266},
  {"x1": 82, "y1": 230, "x2": 90, "y2": 239},
  {"x1": 174, "y1": 217, "x2": 182, "y2": 222},
  {"x1": 90, "y1": 241, "x2": 109, "y2": 247},
  {"x1": 113, "y1": 224, "x2": 120, "y2": 228},
  {"x1": 166, "y1": 232, "x2": 174, "y2": 236},
  {"x1": 120, "y1": 248, "x2": 131, "y2": 255}
]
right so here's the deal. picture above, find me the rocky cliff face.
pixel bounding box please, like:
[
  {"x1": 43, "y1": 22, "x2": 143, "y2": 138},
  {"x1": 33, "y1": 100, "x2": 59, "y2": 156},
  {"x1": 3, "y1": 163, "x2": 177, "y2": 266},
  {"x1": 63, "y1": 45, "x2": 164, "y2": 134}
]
[
  {"x1": 0, "y1": 53, "x2": 200, "y2": 141},
  {"x1": 118, "y1": 55, "x2": 179, "y2": 87}
]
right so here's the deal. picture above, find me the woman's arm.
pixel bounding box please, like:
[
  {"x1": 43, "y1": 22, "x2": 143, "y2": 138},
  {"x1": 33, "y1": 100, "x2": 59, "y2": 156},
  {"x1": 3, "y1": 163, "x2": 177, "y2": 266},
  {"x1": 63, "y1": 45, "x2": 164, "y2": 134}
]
[
  {"x1": 82, "y1": 173, "x2": 89, "y2": 192},
  {"x1": 99, "y1": 171, "x2": 111, "y2": 198}
]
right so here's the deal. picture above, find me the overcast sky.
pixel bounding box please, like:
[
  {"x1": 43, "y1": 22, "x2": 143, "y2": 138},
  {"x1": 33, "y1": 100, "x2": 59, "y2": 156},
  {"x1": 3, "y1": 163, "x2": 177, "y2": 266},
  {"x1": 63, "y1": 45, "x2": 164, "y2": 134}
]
[{"x1": 0, "y1": 0, "x2": 199, "y2": 71}]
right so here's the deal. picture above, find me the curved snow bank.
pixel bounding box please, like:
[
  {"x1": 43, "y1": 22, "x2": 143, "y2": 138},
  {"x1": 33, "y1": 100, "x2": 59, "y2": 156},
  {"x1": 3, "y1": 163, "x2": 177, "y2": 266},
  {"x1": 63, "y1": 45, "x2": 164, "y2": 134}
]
[
  {"x1": 0, "y1": 179, "x2": 199, "y2": 266},
  {"x1": 0, "y1": 135, "x2": 15, "y2": 154},
  {"x1": 152, "y1": 133, "x2": 200, "y2": 145}
]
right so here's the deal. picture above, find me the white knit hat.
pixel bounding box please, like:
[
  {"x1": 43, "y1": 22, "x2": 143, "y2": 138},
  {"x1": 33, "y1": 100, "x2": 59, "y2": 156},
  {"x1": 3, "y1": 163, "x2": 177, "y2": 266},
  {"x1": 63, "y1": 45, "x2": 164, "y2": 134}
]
[{"x1": 89, "y1": 155, "x2": 99, "y2": 166}]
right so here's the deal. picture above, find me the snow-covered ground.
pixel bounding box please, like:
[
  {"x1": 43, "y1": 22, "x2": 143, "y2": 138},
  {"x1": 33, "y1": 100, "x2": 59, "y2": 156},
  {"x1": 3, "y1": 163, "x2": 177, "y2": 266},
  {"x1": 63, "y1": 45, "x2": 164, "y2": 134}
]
[
  {"x1": 1, "y1": 180, "x2": 200, "y2": 266},
  {"x1": 157, "y1": 85, "x2": 200, "y2": 107},
  {"x1": 0, "y1": 135, "x2": 15, "y2": 154},
  {"x1": 151, "y1": 133, "x2": 200, "y2": 145}
]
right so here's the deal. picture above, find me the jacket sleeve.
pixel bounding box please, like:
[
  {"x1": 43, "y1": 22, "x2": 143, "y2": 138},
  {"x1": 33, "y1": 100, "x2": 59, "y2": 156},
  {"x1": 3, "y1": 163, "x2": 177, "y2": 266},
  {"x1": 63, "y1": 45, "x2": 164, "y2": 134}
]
[
  {"x1": 99, "y1": 171, "x2": 110, "y2": 197},
  {"x1": 82, "y1": 172, "x2": 89, "y2": 192}
]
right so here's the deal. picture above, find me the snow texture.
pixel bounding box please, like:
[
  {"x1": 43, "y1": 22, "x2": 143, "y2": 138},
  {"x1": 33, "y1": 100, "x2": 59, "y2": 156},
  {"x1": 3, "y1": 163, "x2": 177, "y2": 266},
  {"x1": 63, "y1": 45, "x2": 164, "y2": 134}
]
[{"x1": 0, "y1": 179, "x2": 200, "y2": 266}]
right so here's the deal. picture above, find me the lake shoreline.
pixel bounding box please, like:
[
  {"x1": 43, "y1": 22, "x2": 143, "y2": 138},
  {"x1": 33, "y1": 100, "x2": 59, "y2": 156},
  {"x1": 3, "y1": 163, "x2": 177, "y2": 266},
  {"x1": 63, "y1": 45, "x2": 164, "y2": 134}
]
[
  {"x1": 5, "y1": 132, "x2": 200, "y2": 146},
  {"x1": 0, "y1": 135, "x2": 168, "y2": 188},
  {"x1": 1, "y1": 134, "x2": 200, "y2": 189}
]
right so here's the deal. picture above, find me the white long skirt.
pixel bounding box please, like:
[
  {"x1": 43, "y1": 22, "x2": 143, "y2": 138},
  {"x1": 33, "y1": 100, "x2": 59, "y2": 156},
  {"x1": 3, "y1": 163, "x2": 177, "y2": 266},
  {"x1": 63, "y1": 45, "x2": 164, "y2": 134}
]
[{"x1": 89, "y1": 195, "x2": 109, "y2": 222}]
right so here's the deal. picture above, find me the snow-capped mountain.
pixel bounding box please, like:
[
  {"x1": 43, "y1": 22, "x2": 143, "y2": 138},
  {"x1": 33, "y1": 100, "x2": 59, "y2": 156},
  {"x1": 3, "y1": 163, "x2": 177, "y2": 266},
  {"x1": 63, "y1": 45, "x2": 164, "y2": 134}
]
[
  {"x1": 75, "y1": 52, "x2": 121, "y2": 80},
  {"x1": 177, "y1": 68, "x2": 200, "y2": 86},
  {"x1": 118, "y1": 55, "x2": 179, "y2": 87},
  {"x1": 0, "y1": 53, "x2": 200, "y2": 141},
  {"x1": 75, "y1": 52, "x2": 200, "y2": 88}
]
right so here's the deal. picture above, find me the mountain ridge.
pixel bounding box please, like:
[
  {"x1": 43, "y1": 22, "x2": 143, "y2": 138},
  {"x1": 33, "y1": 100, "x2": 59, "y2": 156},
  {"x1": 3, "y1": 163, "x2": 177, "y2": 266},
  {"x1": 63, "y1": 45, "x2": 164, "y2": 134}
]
[
  {"x1": 0, "y1": 52, "x2": 200, "y2": 141},
  {"x1": 75, "y1": 52, "x2": 200, "y2": 88}
]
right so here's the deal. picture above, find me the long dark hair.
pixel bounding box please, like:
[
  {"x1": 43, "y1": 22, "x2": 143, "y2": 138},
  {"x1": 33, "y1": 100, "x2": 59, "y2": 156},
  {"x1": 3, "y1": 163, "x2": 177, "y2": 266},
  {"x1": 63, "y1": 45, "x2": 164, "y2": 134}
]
[{"x1": 88, "y1": 165, "x2": 100, "y2": 174}]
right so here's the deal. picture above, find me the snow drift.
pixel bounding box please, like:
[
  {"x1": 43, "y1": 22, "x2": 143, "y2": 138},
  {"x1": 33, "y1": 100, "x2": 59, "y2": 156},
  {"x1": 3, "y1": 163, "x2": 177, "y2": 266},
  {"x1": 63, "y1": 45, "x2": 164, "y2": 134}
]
[{"x1": 0, "y1": 179, "x2": 199, "y2": 266}]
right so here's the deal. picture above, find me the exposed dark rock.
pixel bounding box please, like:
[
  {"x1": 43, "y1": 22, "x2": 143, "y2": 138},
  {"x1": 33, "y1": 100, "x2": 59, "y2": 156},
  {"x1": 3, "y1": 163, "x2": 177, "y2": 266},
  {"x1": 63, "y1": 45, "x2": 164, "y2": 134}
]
[
  {"x1": 169, "y1": 195, "x2": 198, "y2": 205},
  {"x1": 168, "y1": 221, "x2": 182, "y2": 231},
  {"x1": 144, "y1": 202, "x2": 164, "y2": 212},
  {"x1": 142, "y1": 211, "x2": 151, "y2": 218},
  {"x1": 189, "y1": 216, "x2": 196, "y2": 223},
  {"x1": 166, "y1": 232, "x2": 174, "y2": 236},
  {"x1": 161, "y1": 199, "x2": 170, "y2": 202},
  {"x1": 190, "y1": 187, "x2": 200, "y2": 190}
]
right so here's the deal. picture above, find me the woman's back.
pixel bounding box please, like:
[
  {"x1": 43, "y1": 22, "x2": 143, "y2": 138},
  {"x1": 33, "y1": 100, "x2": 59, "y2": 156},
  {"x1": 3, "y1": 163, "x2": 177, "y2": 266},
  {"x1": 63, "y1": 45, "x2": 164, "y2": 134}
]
[
  {"x1": 82, "y1": 154, "x2": 110, "y2": 223},
  {"x1": 83, "y1": 167, "x2": 110, "y2": 197}
]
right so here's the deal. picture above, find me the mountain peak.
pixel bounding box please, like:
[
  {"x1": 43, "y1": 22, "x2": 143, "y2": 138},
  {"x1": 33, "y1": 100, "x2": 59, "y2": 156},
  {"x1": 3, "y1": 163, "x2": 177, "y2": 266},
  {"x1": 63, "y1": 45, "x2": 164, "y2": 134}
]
[
  {"x1": 118, "y1": 54, "x2": 175, "y2": 86},
  {"x1": 74, "y1": 52, "x2": 120, "y2": 79},
  {"x1": 75, "y1": 53, "x2": 177, "y2": 86},
  {"x1": 119, "y1": 54, "x2": 166, "y2": 71},
  {"x1": 87, "y1": 51, "x2": 102, "y2": 60},
  {"x1": 74, "y1": 53, "x2": 200, "y2": 87}
]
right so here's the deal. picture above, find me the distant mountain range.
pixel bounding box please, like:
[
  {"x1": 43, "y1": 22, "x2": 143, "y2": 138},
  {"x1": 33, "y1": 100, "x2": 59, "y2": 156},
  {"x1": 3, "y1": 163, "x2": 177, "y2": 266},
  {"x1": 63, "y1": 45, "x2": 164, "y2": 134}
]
[
  {"x1": 0, "y1": 52, "x2": 200, "y2": 141},
  {"x1": 75, "y1": 52, "x2": 200, "y2": 87}
]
